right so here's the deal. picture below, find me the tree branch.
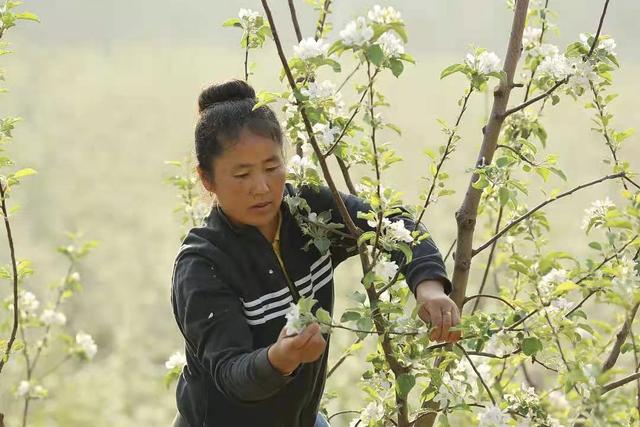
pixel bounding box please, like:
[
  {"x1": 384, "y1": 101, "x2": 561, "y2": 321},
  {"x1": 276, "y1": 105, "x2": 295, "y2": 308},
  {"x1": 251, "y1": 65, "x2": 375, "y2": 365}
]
[{"x1": 473, "y1": 172, "x2": 626, "y2": 256}]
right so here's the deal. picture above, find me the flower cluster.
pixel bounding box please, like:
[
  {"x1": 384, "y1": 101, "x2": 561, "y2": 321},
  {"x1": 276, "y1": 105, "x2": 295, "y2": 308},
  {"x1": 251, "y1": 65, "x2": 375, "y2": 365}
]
[
  {"x1": 464, "y1": 50, "x2": 502, "y2": 75},
  {"x1": 579, "y1": 33, "x2": 616, "y2": 56},
  {"x1": 478, "y1": 404, "x2": 510, "y2": 427},
  {"x1": 338, "y1": 4, "x2": 406, "y2": 65},
  {"x1": 40, "y1": 309, "x2": 66, "y2": 326},
  {"x1": 15, "y1": 380, "x2": 47, "y2": 399},
  {"x1": 485, "y1": 329, "x2": 517, "y2": 357},
  {"x1": 373, "y1": 257, "x2": 399, "y2": 282},
  {"x1": 522, "y1": 26, "x2": 543, "y2": 49},
  {"x1": 238, "y1": 8, "x2": 260, "y2": 28},
  {"x1": 580, "y1": 197, "x2": 615, "y2": 231},
  {"x1": 293, "y1": 37, "x2": 329, "y2": 60},
  {"x1": 377, "y1": 32, "x2": 404, "y2": 58},
  {"x1": 339, "y1": 16, "x2": 373, "y2": 47},
  {"x1": 351, "y1": 401, "x2": 385, "y2": 426},
  {"x1": 75, "y1": 332, "x2": 98, "y2": 360},
  {"x1": 367, "y1": 5, "x2": 402, "y2": 24},
  {"x1": 538, "y1": 268, "x2": 568, "y2": 299},
  {"x1": 366, "y1": 217, "x2": 413, "y2": 244},
  {"x1": 611, "y1": 255, "x2": 640, "y2": 303},
  {"x1": 165, "y1": 351, "x2": 187, "y2": 370}
]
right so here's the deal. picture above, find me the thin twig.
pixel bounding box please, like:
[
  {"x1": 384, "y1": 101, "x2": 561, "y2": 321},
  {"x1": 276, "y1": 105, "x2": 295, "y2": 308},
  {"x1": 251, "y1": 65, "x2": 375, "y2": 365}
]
[
  {"x1": 287, "y1": 0, "x2": 303, "y2": 43},
  {"x1": 464, "y1": 293, "x2": 516, "y2": 311},
  {"x1": 0, "y1": 180, "x2": 19, "y2": 375},
  {"x1": 473, "y1": 172, "x2": 626, "y2": 256}
]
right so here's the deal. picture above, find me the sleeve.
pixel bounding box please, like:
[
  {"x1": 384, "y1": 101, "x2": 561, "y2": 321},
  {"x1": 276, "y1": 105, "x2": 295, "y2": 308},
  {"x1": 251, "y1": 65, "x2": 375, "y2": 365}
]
[
  {"x1": 300, "y1": 185, "x2": 453, "y2": 297},
  {"x1": 171, "y1": 252, "x2": 297, "y2": 405}
]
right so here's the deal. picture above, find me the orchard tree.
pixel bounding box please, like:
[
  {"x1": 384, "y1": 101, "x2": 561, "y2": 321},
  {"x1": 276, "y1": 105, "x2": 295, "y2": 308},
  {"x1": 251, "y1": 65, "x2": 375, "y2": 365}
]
[{"x1": 168, "y1": 1, "x2": 639, "y2": 426}]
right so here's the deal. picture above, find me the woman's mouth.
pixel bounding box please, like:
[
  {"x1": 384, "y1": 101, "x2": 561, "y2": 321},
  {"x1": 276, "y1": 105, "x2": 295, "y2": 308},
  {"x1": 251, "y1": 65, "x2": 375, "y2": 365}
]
[{"x1": 250, "y1": 201, "x2": 272, "y2": 211}]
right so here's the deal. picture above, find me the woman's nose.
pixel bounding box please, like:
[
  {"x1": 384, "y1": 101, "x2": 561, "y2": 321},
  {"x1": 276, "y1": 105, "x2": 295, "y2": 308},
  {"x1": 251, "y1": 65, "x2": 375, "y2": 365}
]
[{"x1": 251, "y1": 174, "x2": 270, "y2": 195}]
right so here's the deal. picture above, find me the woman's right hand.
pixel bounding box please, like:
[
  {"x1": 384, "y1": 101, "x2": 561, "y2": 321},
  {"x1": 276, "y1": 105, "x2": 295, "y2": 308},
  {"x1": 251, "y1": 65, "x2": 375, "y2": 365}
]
[{"x1": 267, "y1": 323, "x2": 327, "y2": 375}]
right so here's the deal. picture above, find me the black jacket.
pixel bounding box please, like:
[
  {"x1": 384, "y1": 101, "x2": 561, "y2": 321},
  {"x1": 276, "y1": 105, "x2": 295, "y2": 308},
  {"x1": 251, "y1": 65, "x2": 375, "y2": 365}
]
[{"x1": 170, "y1": 183, "x2": 452, "y2": 427}]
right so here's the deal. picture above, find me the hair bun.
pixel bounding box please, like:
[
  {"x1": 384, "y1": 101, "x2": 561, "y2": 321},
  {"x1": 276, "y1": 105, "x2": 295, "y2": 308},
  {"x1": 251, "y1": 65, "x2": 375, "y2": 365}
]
[{"x1": 198, "y1": 79, "x2": 256, "y2": 113}]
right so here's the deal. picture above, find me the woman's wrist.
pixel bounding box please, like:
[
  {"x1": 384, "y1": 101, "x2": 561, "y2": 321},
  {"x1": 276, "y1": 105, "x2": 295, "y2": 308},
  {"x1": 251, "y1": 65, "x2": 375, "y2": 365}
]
[{"x1": 267, "y1": 343, "x2": 298, "y2": 376}]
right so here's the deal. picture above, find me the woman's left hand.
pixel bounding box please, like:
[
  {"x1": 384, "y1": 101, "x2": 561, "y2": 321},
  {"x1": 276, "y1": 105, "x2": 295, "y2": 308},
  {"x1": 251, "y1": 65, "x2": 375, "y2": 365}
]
[{"x1": 415, "y1": 280, "x2": 462, "y2": 343}]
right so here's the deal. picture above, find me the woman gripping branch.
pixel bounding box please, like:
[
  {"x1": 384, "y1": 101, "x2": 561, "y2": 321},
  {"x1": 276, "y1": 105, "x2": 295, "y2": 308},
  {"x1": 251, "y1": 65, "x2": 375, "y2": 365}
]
[{"x1": 170, "y1": 79, "x2": 461, "y2": 427}]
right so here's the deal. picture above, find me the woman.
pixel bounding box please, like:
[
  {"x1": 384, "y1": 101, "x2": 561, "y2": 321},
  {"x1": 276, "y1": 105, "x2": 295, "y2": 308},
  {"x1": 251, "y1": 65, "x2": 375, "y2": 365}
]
[{"x1": 170, "y1": 79, "x2": 461, "y2": 427}]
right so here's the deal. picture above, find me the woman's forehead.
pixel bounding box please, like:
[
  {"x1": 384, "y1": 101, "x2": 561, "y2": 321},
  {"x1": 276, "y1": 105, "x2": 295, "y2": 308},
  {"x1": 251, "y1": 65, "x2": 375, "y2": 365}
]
[{"x1": 218, "y1": 131, "x2": 282, "y2": 169}]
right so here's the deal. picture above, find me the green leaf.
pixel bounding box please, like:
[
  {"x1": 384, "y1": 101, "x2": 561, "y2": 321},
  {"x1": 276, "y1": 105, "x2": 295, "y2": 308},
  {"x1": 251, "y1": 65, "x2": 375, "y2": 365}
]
[
  {"x1": 440, "y1": 63, "x2": 465, "y2": 79},
  {"x1": 14, "y1": 11, "x2": 39, "y2": 22},
  {"x1": 13, "y1": 168, "x2": 37, "y2": 178},
  {"x1": 340, "y1": 310, "x2": 361, "y2": 323},
  {"x1": 222, "y1": 18, "x2": 242, "y2": 28},
  {"x1": 389, "y1": 59, "x2": 404, "y2": 77},
  {"x1": 522, "y1": 337, "x2": 543, "y2": 356},
  {"x1": 315, "y1": 308, "x2": 332, "y2": 325},
  {"x1": 498, "y1": 187, "x2": 511, "y2": 206},
  {"x1": 367, "y1": 44, "x2": 384, "y2": 67},
  {"x1": 395, "y1": 373, "x2": 416, "y2": 398}
]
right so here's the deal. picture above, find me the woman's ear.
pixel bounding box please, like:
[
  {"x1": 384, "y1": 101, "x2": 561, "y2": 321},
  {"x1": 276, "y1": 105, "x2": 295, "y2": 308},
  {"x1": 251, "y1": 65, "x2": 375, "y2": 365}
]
[{"x1": 196, "y1": 166, "x2": 214, "y2": 193}]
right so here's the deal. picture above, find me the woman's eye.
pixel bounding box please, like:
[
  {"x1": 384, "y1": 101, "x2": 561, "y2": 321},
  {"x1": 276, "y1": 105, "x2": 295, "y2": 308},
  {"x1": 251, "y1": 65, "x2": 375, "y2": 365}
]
[
  {"x1": 266, "y1": 166, "x2": 279, "y2": 172},
  {"x1": 234, "y1": 174, "x2": 249, "y2": 179}
]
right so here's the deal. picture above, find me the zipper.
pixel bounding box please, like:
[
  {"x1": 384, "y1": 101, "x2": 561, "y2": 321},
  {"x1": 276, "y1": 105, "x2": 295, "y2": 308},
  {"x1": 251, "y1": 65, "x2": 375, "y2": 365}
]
[{"x1": 274, "y1": 248, "x2": 300, "y2": 303}]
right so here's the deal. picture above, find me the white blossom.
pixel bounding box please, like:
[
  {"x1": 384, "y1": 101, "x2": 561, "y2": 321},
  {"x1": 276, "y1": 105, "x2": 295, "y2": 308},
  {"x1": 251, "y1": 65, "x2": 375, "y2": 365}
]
[
  {"x1": 478, "y1": 404, "x2": 510, "y2": 427},
  {"x1": 367, "y1": 5, "x2": 402, "y2": 24},
  {"x1": 433, "y1": 371, "x2": 468, "y2": 408},
  {"x1": 40, "y1": 309, "x2": 66, "y2": 326},
  {"x1": 465, "y1": 51, "x2": 502, "y2": 75},
  {"x1": 548, "y1": 390, "x2": 570, "y2": 410},
  {"x1": 549, "y1": 297, "x2": 573, "y2": 313},
  {"x1": 486, "y1": 330, "x2": 516, "y2": 357},
  {"x1": 539, "y1": 268, "x2": 568, "y2": 298},
  {"x1": 301, "y1": 80, "x2": 336, "y2": 100},
  {"x1": 287, "y1": 154, "x2": 317, "y2": 176},
  {"x1": 533, "y1": 43, "x2": 560, "y2": 58},
  {"x1": 612, "y1": 255, "x2": 640, "y2": 301},
  {"x1": 377, "y1": 31, "x2": 404, "y2": 58},
  {"x1": 165, "y1": 351, "x2": 187, "y2": 370},
  {"x1": 238, "y1": 8, "x2": 260, "y2": 27},
  {"x1": 70, "y1": 272, "x2": 81, "y2": 282},
  {"x1": 374, "y1": 260, "x2": 399, "y2": 282},
  {"x1": 21, "y1": 290, "x2": 40, "y2": 313},
  {"x1": 523, "y1": 26, "x2": 543, "y2": 49},
  {"x1": 312, "y1": 123, "x2": 340, "y2": 148},
  {"x1": 387, "y1": 219, "x2": 413, "y2": 243},
  {"x1": 285, "y1": 303, "x2": 304, "y2": 335},
  {"x1": 293, "y1": 37, "x2": 329, "y2": 60},
  {"x1": 359, "y1": 401, "x2": 385, "y2": 424},
  {"x1": 16, "y1": 380, "x2": 30, "y2": 397},
  {"x1": 537, "y1": 54, "x2": 572, "y2": 80},
  {"x1": 580, "y1": 197, "x2": 615, "y2": 230},
  {"x1": 567, "y1": 59, "x2": 597, "y2": 95},
  {"x1": 580, "y1": 33, "x2": 617, "y2": 56},
  {"x1": 339, "y1": 17, "x2": 374, "y2": 47},
  {"x1": 75, "y1": 332, "x2": 98, "y2": 360}
]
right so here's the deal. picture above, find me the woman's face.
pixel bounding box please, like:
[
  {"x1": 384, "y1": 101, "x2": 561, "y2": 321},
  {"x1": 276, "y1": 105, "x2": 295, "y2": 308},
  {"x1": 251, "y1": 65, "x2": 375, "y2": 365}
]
[{"x1": 203, "y1": 128, "x2": 286, "y2": 230}]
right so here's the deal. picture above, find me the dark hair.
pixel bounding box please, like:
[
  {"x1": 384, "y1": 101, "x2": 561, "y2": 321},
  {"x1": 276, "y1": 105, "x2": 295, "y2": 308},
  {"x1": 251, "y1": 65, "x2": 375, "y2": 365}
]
[{"x1": 195, "y1": 79, "x2": 284, "y2": 181}]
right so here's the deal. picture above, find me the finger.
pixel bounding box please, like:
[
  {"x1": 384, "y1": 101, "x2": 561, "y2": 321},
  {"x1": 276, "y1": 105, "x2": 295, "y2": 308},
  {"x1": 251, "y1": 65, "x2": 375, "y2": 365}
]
[
  {"x1": 418, "y1": 303, "x2": 432, "y2": 324},
  {"x1": 448, "y1": 308, "x2": 462, "y2": 343},
  {"x1": 429, "y1": 307, "x2": 443, "y2": 342},
  {"x1": 300, "y1": 334, "x2": 327, "y2": 362},
  {"x1": 441, "y1": 308, "x2": 453, "y2": 342},
  {"x1": 291, "y1": 323, "x2": 320, "y2": 349}
]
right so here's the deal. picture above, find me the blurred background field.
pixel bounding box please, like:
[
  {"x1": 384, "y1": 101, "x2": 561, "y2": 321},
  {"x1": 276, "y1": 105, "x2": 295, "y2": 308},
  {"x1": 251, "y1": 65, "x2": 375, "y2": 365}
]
[{"x1": 0, "y1": 0, "x2": 638, "y2": 425}]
